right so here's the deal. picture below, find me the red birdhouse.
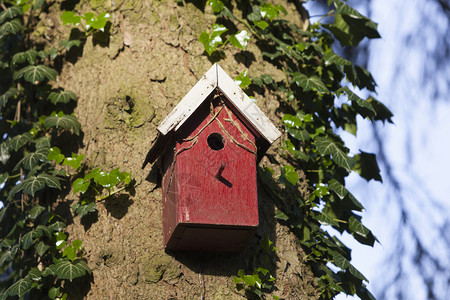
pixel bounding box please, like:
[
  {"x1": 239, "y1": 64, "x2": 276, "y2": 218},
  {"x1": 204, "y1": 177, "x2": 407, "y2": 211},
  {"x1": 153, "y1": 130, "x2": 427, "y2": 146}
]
[{"x1": 143, "y1": 64, "x2": 281, "y2": 252}]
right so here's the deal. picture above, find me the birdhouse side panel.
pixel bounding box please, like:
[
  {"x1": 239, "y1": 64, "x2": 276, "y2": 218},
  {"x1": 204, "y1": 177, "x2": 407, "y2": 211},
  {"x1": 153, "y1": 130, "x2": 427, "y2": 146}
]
[
  {"x1": 161, "y1": 149, "x2": 179, "y2": 247},
  {"x1": 175, "y1": 101, "x2": 259, "y2": 227}
]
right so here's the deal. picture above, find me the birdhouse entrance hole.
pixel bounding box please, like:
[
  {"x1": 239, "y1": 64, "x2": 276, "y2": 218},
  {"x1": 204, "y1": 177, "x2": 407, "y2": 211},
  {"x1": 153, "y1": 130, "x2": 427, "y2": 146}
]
[{"x1": 207, "y1": 133, "x2": 225, "y2": 151}]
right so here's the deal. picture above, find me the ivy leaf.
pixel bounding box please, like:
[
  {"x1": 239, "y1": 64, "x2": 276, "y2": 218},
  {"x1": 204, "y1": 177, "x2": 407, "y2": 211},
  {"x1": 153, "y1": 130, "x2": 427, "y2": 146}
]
[
  {"x1": 47, "y1": 147, "x2": 65, "y2": 164},
  {"x1": 14, "y1": 148, "x2": 49, "y2": 171},
  {"x1": 72, "y1": 178, "x2": 90, "y2": 194},
  {"x1": 34, "y1": 136, "x2": 51, "y2": 149},
  {"x1": 63, "y1": 245, "x2": 76, "y2": 261},
  {"x1": 368, "y1": 96, "x2": 393, "y2": 123},
  {"x1": 0, "y1": 87, "x2": 18, "y2": 107},
  {"x1": 280, "y1": 165, "x2": 298, "y2": 186},
  {"x1": 12, "y1": 49, "x2": 38, "y2": 65},
  {"x1": 286, "y1": 127, "x2": 310, "y2": 142},
  {"x1": 95, "y1": 169, "x2": 120, "y2": 188},
  {"x1": 9, "y1": 132, "x2": 32, "y2": 151},
  {"x1": 4, "y1": 278, "x2": 32, "y2": 297},
  {"x1": 235, "y1": 69, "x2": 251, "y2": 89},
  {"x1": 72, "y1": 201, "x2": 96, "y2": 217},
  {"x1": 254, "y1": 20, "x2": 268, "y2": 30},
  {"x1": 60, "y1": 39, "x2": 82, "y2": 51},
  {"x1": 48, "y1": 221, "x2": 66, "y2": 232},
  {"x1": 36, "y1": 241, "x2": 50, "y2": 257},
  {"x1": 90, "y1": 12, "x2": 111, "y2": 31},
  {"x1": 292, "y1": 73, "x2": 329, "y2": 93},
  {"x1": 0, "y1": 19, "x2": 22, "y2": 36},
  {"x1": 19, "y1": 174, "x2": 61, "y2": 196},
  {"x1": 348, "y1": 215, "x2": 370, "y2": 237},
  {"x1": 324, "y1": 52, "x2": 351, "y2": 67},
  {"x1": 207, "y1": 0, "x2": 224, "y2": 13},
  {"x1": 48, "y1": 287, "x2": 60, "y2": 299},
  {"x1": 0, "y1": 6, "x2": 23, "y2": 24},
  {"x1": 228, "y1": 30, "x2": 250, "y2": 50},
  {"x1": 0, "y1": 172, "x2": 7, "y2": 186},
  {"x1": 328, "y1": 179, "x2": 364, "y2": 211},
  {"x1": 282, "y1": 114, "x2": 302, "y2": 128},
  {"x1": 52, "y1": 259, "x2": 91, "y2": 282},
  {"x1": 353, "y1": 151, "x2": 382, "y2": 182},
  {"x1": 310, "y1": 210, "x2": 339, "y2": 226},
  {"x1": 48, "y1": 90, "x2": 77, "y2": 104},
  {"x1": 338, "y1": 87, "x2": 376, "y2": 118},
  {"x1": 0, "y1": 142, "x2": 9, "y2": 164},
  {"x1": 198, "y1": 24, "x2": 227, "y2": 55},
  {"x1": 315, "y1": 136, "x2": 355, "y2": 170},
  {"x1": 29, "y1": 204, "x2": 46, "y2": 220},
  {"x1": 13, "y1": 65, "x2": 57, "y2": 84},
  {"x1": 260, "y1": 3, "x2": 286, "y2": 21},
  {"x1": 62, "y1": 153, "x2": 84, "y2": 170},
  {"x1": 44, "y1": 112, "x2": 81, "y2": 135},
  {"x1": 0, "y1": 245, "x2": 18, "y2": 267},
  {"x1": 61, "y1": 11, "x2": 81, "y2": 26}
]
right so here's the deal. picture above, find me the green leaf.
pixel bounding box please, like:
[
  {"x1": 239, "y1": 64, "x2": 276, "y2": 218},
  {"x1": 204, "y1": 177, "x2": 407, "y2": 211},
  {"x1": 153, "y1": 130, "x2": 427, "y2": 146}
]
[
  {"x1": 95, "y1": 169, "x2": 120, "y2": 188},
  {"x1": 59, "y1": 39, "x2": 82, "y2": 51},
  {"x1": 368, "y1": 96, "x2": 393, "y2": 123},
  {"x1": 310, "y1": 210, "x2": 339, "y2": 226},
  {"x1": 353, "y1": 151, "x2": 382, "y2": 182},
  {"x1": 0, "y1": 6, "x2": 23, "y2": 24},
  {"x1": 207, "y1": 0, "x2": 224, "y2": 13},
  {"x1": 49, "y1": 287, "x2": 60, "y2": 299},
  {"x1": 72, "y1": 201, "x2": 96, "y2": 218},
  {"x1": 348, "y1": 215, "x2": 369, "y2": 237},
  {"x1": 292, "y1": 73, "x2": 329, "y2": 93},
  {"x1": 49, "y1": 221, "x2": 66, "y2": 232},
  {"x1": 12, "y1": 49, "x2": 37, "y2": 65},
  {"x1": 228, "y1": 30, "x2": 250, "y2": 50},
  {"x1": 254, "y1": 20, "x2": 268, "y2": 30},
  {"x1": 338, "y1": 87, "x2": 376, "y2": 118},
  {"x1": 48, "y1": 90, "x2": 77, "y2": 104},
  {"x1": 286, "y1": 127, "x2": 310, "y2": 142},
  {"x1": 0, "y1": 18, "x2": 22, "y2": 36},
  {"x1": 72, "y1": 178, "x2": 90, "y2": 194},
  {"x1": 34, "y1": 136, "x2": 51, "y2": 149},
  {"x1": 13, "y1": 65, "x2": 57, "y2": 83},
  {"x1": 0, "y1": 245, "x2": 18, "y2": 267},
  {"x1": 0, "y1": 87, "x2": 18, "y2": 107},
  {"x1": 280, "y1": 165, "x2": 298, "y2": 186},
  {"x1": 36, "y1": 241, "x2": 50, "y2": 257},
  {"x1": 47, "y1": 147, "x2": 65, "y2": 164},
  {"x1": 260, "y1": 3, "x2": 286, "y2": 21},
  {"x1": 275, "y1": 210, "x2": 289, "y2": 221},
  {"x1": 29, "y1": 204, "x2": 46, "y2": 220},
  {"x1": 0, "y1": 172, "x2": 8, "y2": 185},
  {"x1": 61, "y1": 11, "x2": 81, "y2": 26},
  {"x1": 54, "y1": 232, "x2": 67, "y2": 249},
  {"x1": 19, "y1": 174, "x2": 61, "y2": 196},
  {"x1": 198, "y1": 24, "x2": 228, "y2": 55},
  {"x1": 90, "y1": 12, "x2": 111, "y2": 31},
  {"x1": 282, "y1": 114, "x2": 302, "y2": 128},
  {"x1": 52, "y1": 259, "x2": 91, "y2": 281},
  {"x1": 314, "y1": 183, "x2": 329, "y2": 197},
  {"x1": 235, "y1": 69, "x2": 251, "y2": 89},
  {"x1": 4, "y1": 278, "x2": 32, "y2": 297},
  {"x1": 323, "y1": 52, "x2": 351, "y2": 66},
  {"x1": 9, "y1": 132, "x2": 32, "y2": 151},
  {"x1": 14, "y1": 148, "x2": 49, "y2": 171},
  {"x1": 25, "y1": 267, "x2": 42, "y2": 281},
  {"x1": 63, "y1": 153, "x2": 84, "y2": 170},
  {"x1": 72, "y1": 239, "x2": 82, "y2": 250},
  {"x1": 315, "y1": 136, "x2": 355, "y2": 170},
  {"x1": 44, "y1": 112, "x2": 81, "y2": 135},
  {"x1": 63, "y1": 245, "x2": 76, "y2": 261}
]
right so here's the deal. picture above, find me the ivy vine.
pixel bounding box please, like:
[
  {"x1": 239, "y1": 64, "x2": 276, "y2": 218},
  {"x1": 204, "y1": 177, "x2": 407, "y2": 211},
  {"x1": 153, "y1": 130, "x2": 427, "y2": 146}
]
[
  {"x1": 0, "y1": 2, "x2": 130, "y2": 299},
  {"x1": 197, "y1": 0, "x2": 393, "y2": 299}
]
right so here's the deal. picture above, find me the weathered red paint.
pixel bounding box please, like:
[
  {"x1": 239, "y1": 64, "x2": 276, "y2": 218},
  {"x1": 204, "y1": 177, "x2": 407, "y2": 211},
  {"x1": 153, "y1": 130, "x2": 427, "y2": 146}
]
[{"x1": 161, "y1": 95, "x2": 259, "y2": 252}]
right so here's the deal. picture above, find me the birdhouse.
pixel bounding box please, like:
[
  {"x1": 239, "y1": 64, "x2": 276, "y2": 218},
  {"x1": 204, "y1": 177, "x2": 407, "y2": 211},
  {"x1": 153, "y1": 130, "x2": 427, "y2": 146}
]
[{"x1": 143, "y1": 64, "x2": 281, "y2": 252}]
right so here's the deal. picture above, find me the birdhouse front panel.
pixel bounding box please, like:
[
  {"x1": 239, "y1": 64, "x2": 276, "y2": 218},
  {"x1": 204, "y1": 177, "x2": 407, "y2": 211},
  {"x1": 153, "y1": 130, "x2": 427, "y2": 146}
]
[{"x1": 161, "y1": 95, "x2": 259, "y2": 251}]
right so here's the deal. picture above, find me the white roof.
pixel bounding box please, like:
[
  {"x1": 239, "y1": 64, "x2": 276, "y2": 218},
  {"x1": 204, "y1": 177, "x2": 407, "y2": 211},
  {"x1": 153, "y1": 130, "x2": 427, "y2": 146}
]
[{"x1": 157, "y1": 64, "x2": 281, "y2": 144}]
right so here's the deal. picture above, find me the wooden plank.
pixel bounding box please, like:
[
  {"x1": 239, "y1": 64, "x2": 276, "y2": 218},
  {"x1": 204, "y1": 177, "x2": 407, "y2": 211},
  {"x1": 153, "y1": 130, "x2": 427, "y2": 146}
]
[
  {"x1": 216, "y1": 65, "x2": 281, "y2": 144},
  {"x1": 158, "y1": 64, "x2": 218, "y2": 135}
]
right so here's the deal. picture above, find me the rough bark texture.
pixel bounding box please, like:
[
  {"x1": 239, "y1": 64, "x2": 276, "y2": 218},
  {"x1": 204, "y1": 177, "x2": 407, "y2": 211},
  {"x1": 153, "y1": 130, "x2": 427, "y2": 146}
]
[{"x1": 42, "y1": 0, "x2": 320, "y2": 298}]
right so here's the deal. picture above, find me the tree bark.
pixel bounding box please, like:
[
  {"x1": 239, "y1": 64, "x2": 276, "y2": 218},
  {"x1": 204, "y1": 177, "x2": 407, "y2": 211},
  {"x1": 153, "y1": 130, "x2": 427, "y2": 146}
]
[{"x1": 49, "y1": 1, "x2": 319, "y2": 298}]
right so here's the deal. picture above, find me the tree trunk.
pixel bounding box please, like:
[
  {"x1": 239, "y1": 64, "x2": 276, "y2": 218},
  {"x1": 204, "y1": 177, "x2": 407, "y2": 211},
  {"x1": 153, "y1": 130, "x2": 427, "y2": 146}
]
[{"x1": 50, "y1": 1, "x2": 319, "y2": 298}]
